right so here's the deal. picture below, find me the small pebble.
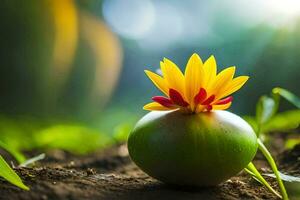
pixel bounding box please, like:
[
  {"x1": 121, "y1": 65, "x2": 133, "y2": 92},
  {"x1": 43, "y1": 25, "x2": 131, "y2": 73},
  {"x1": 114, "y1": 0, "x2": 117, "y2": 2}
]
[
  {"x1": 87, "y1": 168, "x2": 96, "y2": 175},
  {"x1": 41, "y1": 195, "x2": 48, "y2": 200},
  {"x1": 69, "y1": 161, "x2": 75, "y2": 166}
]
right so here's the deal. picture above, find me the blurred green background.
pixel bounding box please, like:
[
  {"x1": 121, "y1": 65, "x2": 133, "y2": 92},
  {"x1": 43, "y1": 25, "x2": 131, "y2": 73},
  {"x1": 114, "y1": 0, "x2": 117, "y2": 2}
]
[{"x1": 0, "y1": 0, "x2": 299, "y2": 153}]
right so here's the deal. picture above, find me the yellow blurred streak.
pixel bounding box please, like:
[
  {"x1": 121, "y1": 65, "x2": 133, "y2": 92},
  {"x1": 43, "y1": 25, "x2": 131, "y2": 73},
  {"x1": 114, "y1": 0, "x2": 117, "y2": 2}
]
[
  {"x1": 80, "y1": 11, "x2": 123, "y2": 107},
  {"x1": 49, "y1": 0, "x2": 78, "y2": 92}
]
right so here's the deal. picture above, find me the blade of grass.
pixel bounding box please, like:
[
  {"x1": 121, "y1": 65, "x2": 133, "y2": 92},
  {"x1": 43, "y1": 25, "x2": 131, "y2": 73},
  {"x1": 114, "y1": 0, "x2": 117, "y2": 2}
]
[
  {"x1": 258, "y1": 139, "x2": 288, "y2": 200},
  {"x1": 245, "y1": 162, "x2": 281, "y2": 199},
  {"x1": 244, "y1": 167, "x2": 263, "y2": 184},
  {"x1": 0, "y1": 140, "x2": 26, "y2": 164},
  {"x1": 0, "y1": 155, "x2": 29, "y2": 190},
  {"x1": 20, "y1": 153, "x2": 45, "y2": 167},
  {"x1": 272, "y1": 88, "x2": 300, "y2": 109}
]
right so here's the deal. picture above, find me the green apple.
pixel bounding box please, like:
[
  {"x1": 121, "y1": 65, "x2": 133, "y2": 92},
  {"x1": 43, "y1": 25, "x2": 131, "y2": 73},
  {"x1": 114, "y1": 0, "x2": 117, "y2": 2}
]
[{"x1": 128, "y1": 110, "x2": 258, "y2": 186}]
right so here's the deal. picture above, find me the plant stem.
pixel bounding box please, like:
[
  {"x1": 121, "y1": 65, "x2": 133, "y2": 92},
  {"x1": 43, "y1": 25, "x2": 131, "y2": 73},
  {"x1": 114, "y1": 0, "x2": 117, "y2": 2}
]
[
  {"x1": 245, "y1": 162, "x2": 282, "y2": 199},
  {"x1": 257, "y1": 139, "x2": 289, "y2": 200}
]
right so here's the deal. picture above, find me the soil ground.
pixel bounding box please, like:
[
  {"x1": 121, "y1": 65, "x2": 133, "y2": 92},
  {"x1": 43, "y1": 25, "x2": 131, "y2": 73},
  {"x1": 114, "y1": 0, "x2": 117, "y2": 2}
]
[{"x1": 0, "y1": 133, "x2": 299, "y2": 200}]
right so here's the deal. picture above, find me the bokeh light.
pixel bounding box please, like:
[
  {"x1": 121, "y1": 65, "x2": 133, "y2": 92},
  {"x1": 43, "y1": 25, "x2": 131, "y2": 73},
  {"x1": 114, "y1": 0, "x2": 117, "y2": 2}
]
[{"x1": 102, "y1": 0, "x2": 155, "y2": 39}]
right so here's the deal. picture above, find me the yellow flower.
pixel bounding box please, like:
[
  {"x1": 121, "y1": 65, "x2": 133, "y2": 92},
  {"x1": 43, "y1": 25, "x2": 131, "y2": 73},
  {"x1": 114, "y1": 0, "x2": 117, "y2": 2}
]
[{"x1": 143, "y1": 53, "x2": 249, "y2": 113}]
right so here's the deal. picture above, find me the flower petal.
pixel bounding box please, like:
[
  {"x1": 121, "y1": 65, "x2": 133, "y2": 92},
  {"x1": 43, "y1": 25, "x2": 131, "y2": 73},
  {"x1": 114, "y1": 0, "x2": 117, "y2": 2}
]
[
  {"x1": 213, "y1": 102, "x2": 232, "y2": 110},
  {"x1": 219, "y1": 76, "x2": 249, "y2": 98},
  {"x1": 210, "y1": 66, "x2": 236, "y2": 98},
  {"x1": 161, "y1": 58, "x2": 185, "y2": 95},
  {"x1": 194, "y1": 88, "x2": 207, "y2": 105},
  {"x1": 203, "y1": 55, "x2": 217, "y2": 88},
  {"x1": 215, "y1": 96, "x2": 233, "y2": 105},
  {"x1": 184, "y1": 53, "x2": 204, "y2": 109},
  {"x1": 169, "y1": 89, "x2": 189, "y2": 107},
  {"x1": 152, "y1": 96, "x2": 174, "y2": 108},
  {"x1": 144, "y1": 70, "x2": 169, "y2": 96},
  {"x1": 143, "y1": 102, "x2": 173, "y2": 111},
  {"x1": 202, "y1": 95, "x2": 215, "y2": 105}
]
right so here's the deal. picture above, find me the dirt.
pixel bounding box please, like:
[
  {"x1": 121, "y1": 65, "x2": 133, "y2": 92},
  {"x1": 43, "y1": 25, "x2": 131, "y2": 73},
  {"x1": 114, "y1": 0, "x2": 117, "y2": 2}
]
[{"x1": 0, "y1": 140, "x2": 299, "y2": 200}]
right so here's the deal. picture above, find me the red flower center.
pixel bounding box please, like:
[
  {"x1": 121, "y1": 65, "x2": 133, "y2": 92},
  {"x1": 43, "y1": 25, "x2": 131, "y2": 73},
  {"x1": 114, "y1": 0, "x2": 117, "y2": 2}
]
[{"x1": 152, "y1": 88, "x2": 233, "y2": 112}]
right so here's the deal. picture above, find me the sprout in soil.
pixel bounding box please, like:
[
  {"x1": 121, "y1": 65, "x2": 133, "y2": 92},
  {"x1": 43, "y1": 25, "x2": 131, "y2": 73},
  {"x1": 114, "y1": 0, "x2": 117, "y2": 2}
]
[{"x1": 128, "y1": 53, "x2": 288, "y2": 199}]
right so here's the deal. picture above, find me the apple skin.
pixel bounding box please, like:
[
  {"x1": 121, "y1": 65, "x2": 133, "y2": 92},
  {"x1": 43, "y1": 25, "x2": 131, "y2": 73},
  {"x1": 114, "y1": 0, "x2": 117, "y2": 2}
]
[{"x1": 128, "y1": 110, "x2": 258, "y2": 186}]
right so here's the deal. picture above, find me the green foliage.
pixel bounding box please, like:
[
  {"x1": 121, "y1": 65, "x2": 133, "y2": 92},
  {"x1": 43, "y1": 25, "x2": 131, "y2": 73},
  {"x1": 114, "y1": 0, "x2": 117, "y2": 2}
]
[
  {"x1": 245, "y1": 139, "x2": 290, "y2": 199},
  {"x1": 246, "y1": 109, "x2": 300, "y2": 135},
  {"x1": 245, "y1": 88, "x2": 300, "y2": 137},
  {"x1": 0, "y1": 108, "x2": 139, "y2": 156},
  {"x1": 0, "y1": 156, "x2": 29, "y2": 190},
  {"x1": 272, "y1": 88, "x2": 300, "y2": 109},
  {"x1": 255, "y1": 95, "x2": 279, "y2": 135},
  {"x1": 0, "y1": 116, "x2": 121, "y2": 155},
  {"x1": 257, "y1": 139, "x2": 288, "y2": 200},
  {"x1": 0, "y1": 112, "x2": 136, "y2": 191},
  {"x1": 245, "y1": 162, "x2": 281, "y2": 199},
  {"x1": 0, "y1": 115, "x2": 131, "y2": 190},
  {"x1": 243, "y1": 87, "x2": 300, "y2": 200},
  {"x1": 285, "y1": 138, "x2": 300, "y2": 149},
  {"x1": 112, "y1": 123, "x2": 133, "y2": 142},
  {"x1": 0, "y1": 116, "x2": 43, "y2": 151},
  {"x1": 0, "y1": 140, "x2": 26, "y2": 164},
  {"x1": 35, "y1": 125, "x2": 112, "y2": 154},
  {"x1": 244, "y1": 139, "x2": 290, "y2": 199},
  {"x1": 263, "y1": 110, "x2": 300, "y2": 133}
]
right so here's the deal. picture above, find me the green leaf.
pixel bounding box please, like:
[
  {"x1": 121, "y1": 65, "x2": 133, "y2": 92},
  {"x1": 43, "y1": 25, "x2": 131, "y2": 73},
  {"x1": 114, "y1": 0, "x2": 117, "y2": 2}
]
[
  {"x1": 285, "y1": 138, "x2": 300, "y2": 149},
  {"x1": 36, "y1": 125, "x2": 112, "y2": 154},
  {"x1": 248, "y1": 110, "x2": 300, "y2": 134},
  {"x1": 253, "y1": 88, "x2": 299, "y2": 136},
  {"x1": 263, "y1": 109, "x2": 300, "y2": 133},
  {"x1": 256, "y1": 95, "x2": 279, "y2": 135},
  {"x1": 256, "y1": 96, "x2": 278, "y2": 125},
  {"x1": 264, "y1": 172, "x2": 300, "y2": 183},
  {"x1": 0, "y1": 140, "x2": 26, "y2": 164},
  {"x1": 273, "y1": 87, "x2": 300, "y2": 109},
  {"x1": 112, "y1": 123, "x2": 133, "y2": 142},
  {"x1": 0, "y1": 155, "x2": 29, "y2": 190},
  {"x1": 0, "y1": 115, "x2": 42, "y2": 151}
]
